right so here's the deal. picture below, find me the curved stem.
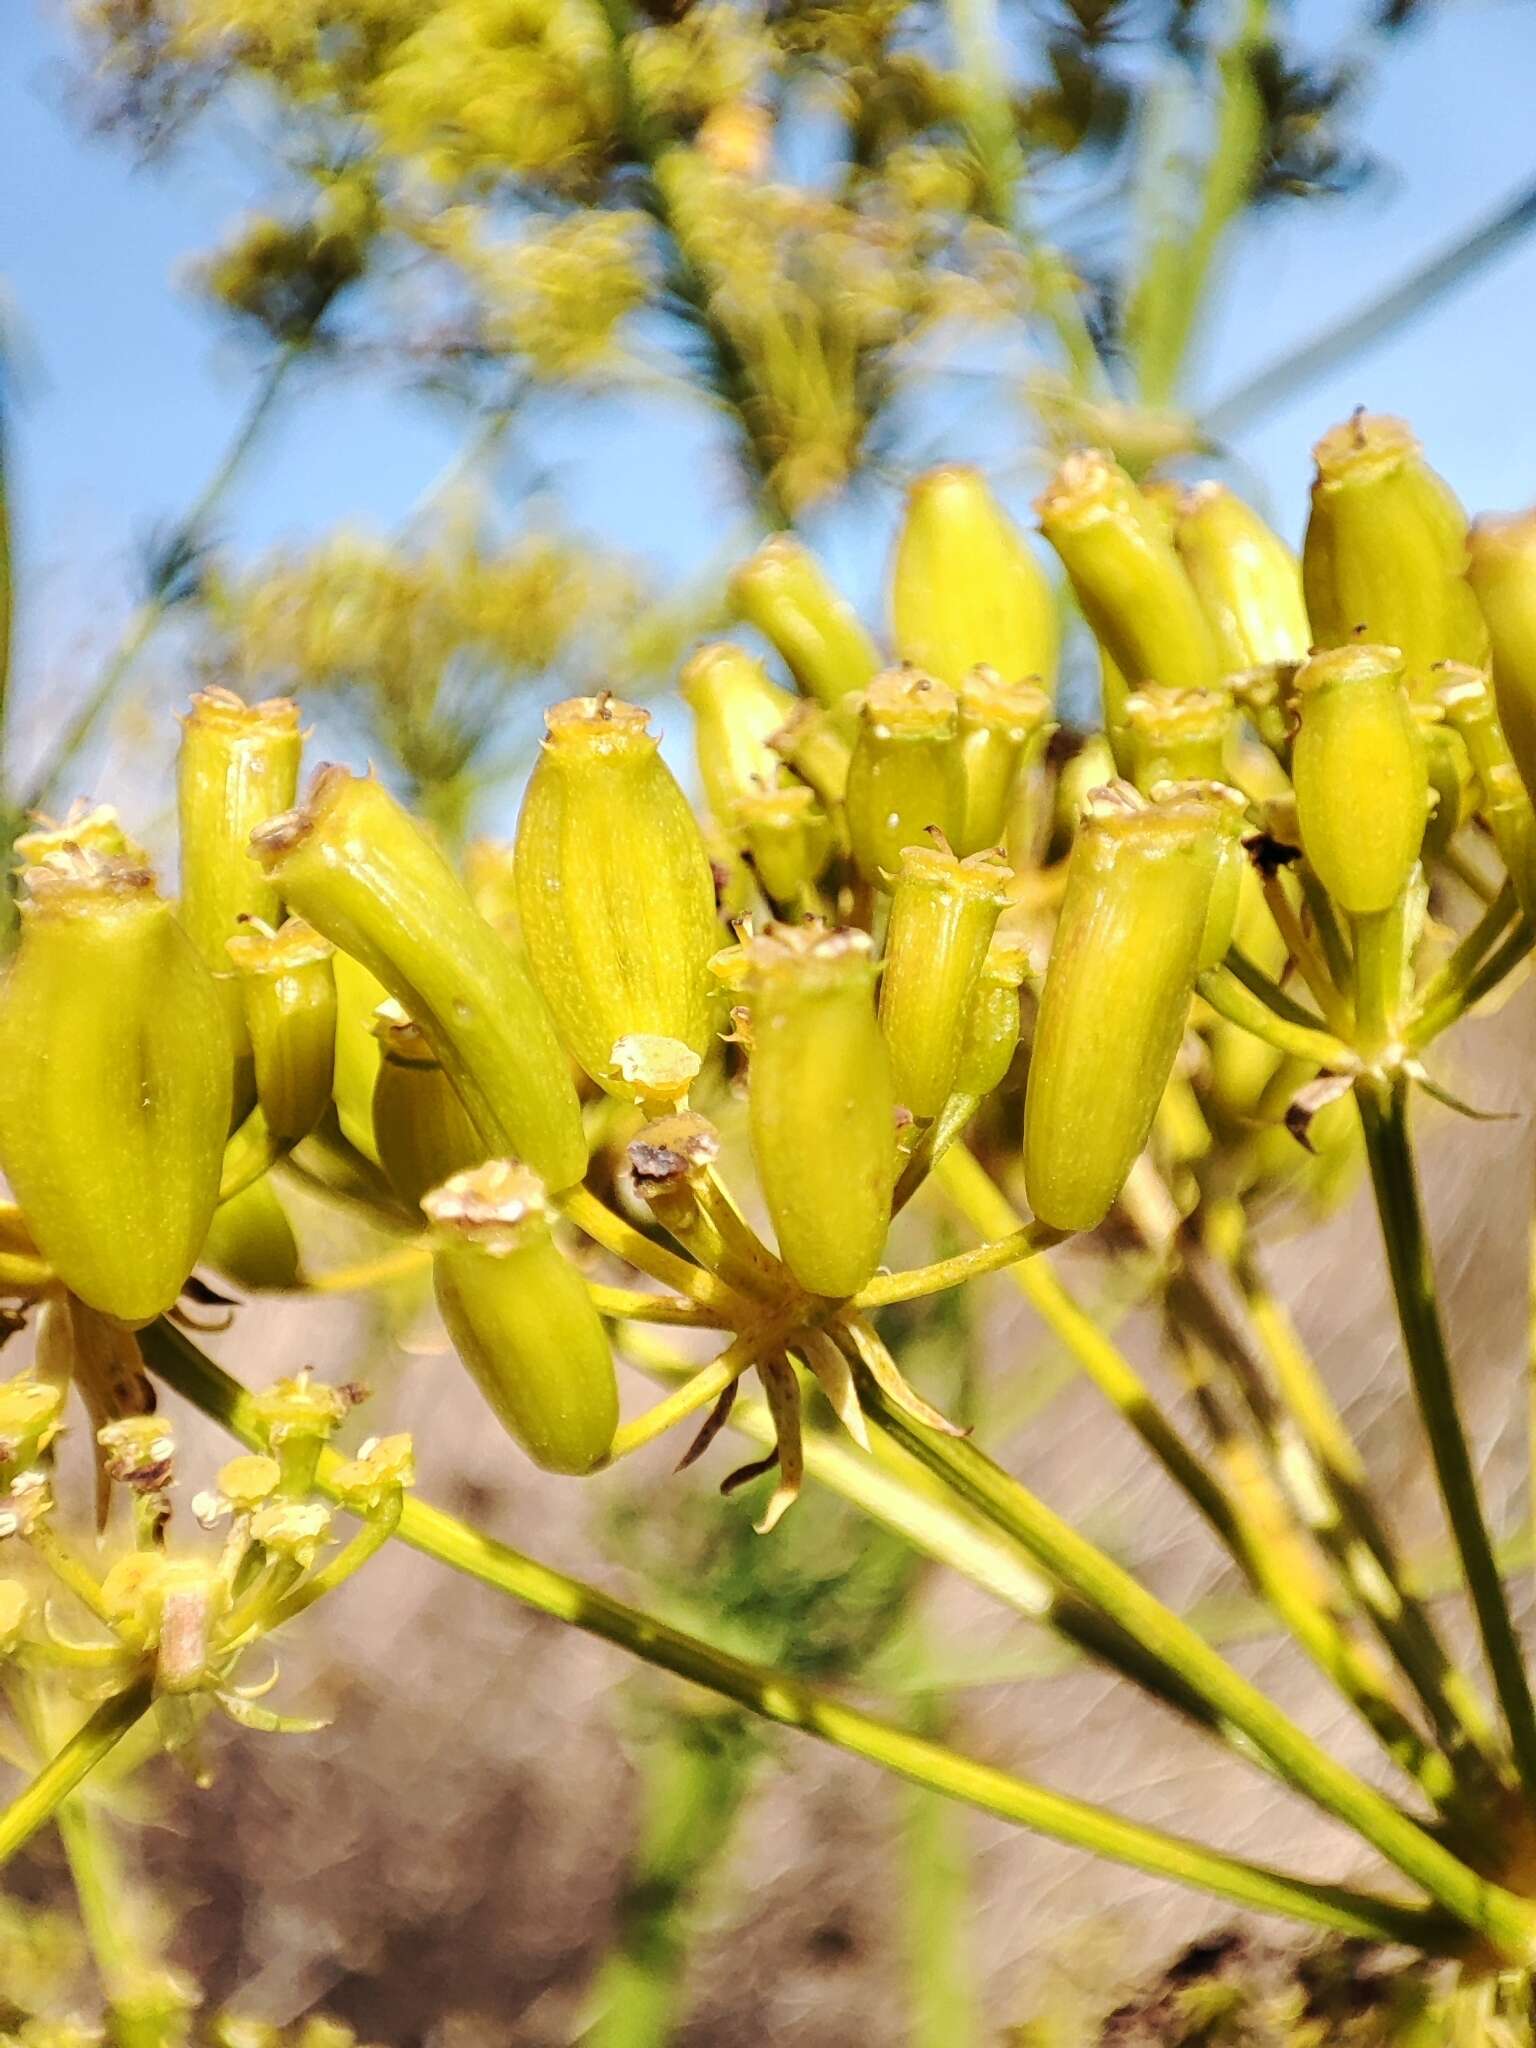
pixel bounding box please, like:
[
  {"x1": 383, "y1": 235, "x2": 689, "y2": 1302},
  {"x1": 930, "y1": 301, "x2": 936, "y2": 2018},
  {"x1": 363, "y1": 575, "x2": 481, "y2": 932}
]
[
  {"x1": 854, "y1": 1222, "x2": 1063, "y2": 1308},
  {"x1": 136, "y1": 1319, "x2": 1448, "y2": 1951},
  {"x1": 1359, "y1": 1074, "x2": 1536, "y2": 1802},
  {"x1": 559, "y1": 1185, "x2": 747, "y2": 1316},
  {"x1": 1199, "y1": 962, "x2": 1356, "y2": 1070},
  {"x1": 0, "y1": 1676, "x2": 154, "y2": 1868}
]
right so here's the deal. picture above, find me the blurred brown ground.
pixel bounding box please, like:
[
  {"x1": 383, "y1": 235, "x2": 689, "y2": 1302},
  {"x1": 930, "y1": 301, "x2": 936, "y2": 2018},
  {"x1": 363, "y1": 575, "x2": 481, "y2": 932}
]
[{"x1": 14, "y1": 982, "x2": 1536, "y2": 2045}]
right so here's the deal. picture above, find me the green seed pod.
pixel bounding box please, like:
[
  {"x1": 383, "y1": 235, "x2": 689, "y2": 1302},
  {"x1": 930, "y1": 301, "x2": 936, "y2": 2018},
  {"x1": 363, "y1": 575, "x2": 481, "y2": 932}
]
[
  {"x1": 330, "y1": 945, "x2": 390, "y2": 1164},
  {"x1": 1291, "y1": 645, "x2": 1427, "y2": 916},
  {"x1": 1466, "y1": 511, "x2": 1536, "y2": 807},
  {"x1": 199, "y1": 1174, "x2": 303, "y2": 1293},
  {"x1": 370, "y1": 1000, "x2": 486, "y2": 1211},
  {"x1": 1302, "y1": 412, "x2": 1487, "y2": 694},
  {"x1": 1172, "y1": 482, "x2": 1311, "y2": 674},
  {"x1": 1036, "y1": 450, "x2": 1220, "y2": 692},
  {"x1": 744, "y1": 925, "x2": 895, "y2": 1297},
  {"x1": 845, "y1": 668, "x2": 966, "y2": 885},
  {"x1": 679, "y1": 641, "x2": 798, "y2": 826},
  {"x1": 252, "y1": 767, "x2": 586, "y2": 1190},
  {"x1": 1414, "y1": 706, "x2": 1471, "y2": 864},
  {"x1": 424, "y1": 1160, "x2": 618, "y2": 1477},
  {"x1": 879, "y1": 845, "x2": 1012, "y2": 1117},
  {"x1": 14, "y1": 802, "x2": 148, "y2": 869},
  {"x1": 730, "y1": 535, "x2": 880, "y2": 715},
  {"x1": 891, "y1": 465, "x2": 1059, "y2": 692},
  {"x1": 0, "y1": 854, "x2": 232, "y2": 1321},
  {"x1": 515, "y1": 695, "x2": 721, "y2": 1092},
  {"x1": 177, "y1": 687, "x2": 304, "y2": 1053},
  {"x1": 1123, "y1": 686, "x2": 1234, "y2": 795},
  {"x1": 732, "y1": 781, "x2": 835, "y2": 912},
  {"x1": 224, "y1": 917, "x2": 337, "y2": 1145},
  {"x1": 1023, "y1": 786, "x2": 1220, "y2": 1233},
  {"x1": 955, "y1": 668, "x2": 1054, "y2": 854},
  {"x1": 956, "y1": 935, "x2": 1029, "y2": 1099},
  {"x1": 1155, "y1": 780, "x2": 1249, "y2": 971}
]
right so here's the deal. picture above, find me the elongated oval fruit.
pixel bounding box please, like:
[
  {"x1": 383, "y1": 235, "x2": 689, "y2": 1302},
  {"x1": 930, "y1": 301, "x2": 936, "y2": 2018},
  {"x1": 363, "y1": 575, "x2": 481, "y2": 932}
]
[
  {"x1": 177, "y1": 687, "x2": 304, "y2": 1054},
  {"x1": 730, "y1": 536, "x2": 881, "y2": 714},
  {"x1": 844, "y1": 668, "x2": 966, "y2": 885},
  {"x1": 252, "y1": 767, "x2": 586, "y2": 1190},
  {"x1": 1436, "y1": 660, "x2": 1536, "y2": 908},
  {"x1": 1466, "y1": 511, "x2": 1536, "y2": 808},
  {"x1": 225, "y1": 917, "x2": 336, "y2": 1145},
  {"x1": 1302, "y1": 412, "x2": 1487, "y2": 694},
  {"x1": 1123, "y1": 685, "x2": 1233, "y2": 795},
  {"x1": 679, "y1": 642, "x2": 798, "y2": 827},
  {"x1": 1023, "y1": 787, "x2": 1219, "y2": 1233},
  {"x1": 732, "y1": 781, "x2": 834, "y2": 913},
  {"x1": 515, "y1": 695, "x2": 721, "y2": 1092},
  {"x1": 371, "y1": 1001, "x2": 487, "y2": 1211},
  {"x1": 879, "y1": 845, "x2": 1012, "y2": 1117},
  {"x1": 956, "y1": 935, "x2": 1029, "y2": 1099},
  {"x1": 1037, "y1": 450, "x2": 1219, "y2": 692},
  {"x1": 955, "y1": 669, "x2": 1053, "y2": 854},
  {"x1": 0, "y1": 853, "x2": 232, "y2": 1321},
  {"x1": 1292, "y1": 645, "x2": 1427, "y2": 916},
  {"x1": 424, "y1": 1161, "x2": 617, "y2": 1476},
  {"x1": 1172, "y1": 483, "x2": 1310, "y2": 674},
  {"x1": 891, "y1": 466, "x2": 1059, "y2": 693},
  {"x1": 744, "y1": 925, "x2": 895, "y2": 1297}
]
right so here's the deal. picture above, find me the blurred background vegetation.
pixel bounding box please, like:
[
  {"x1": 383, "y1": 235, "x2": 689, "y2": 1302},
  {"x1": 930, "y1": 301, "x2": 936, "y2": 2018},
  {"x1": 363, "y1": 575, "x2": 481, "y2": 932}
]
[{"x1": 7, "y1": 1, "x2": 1536, "y2": 2041}]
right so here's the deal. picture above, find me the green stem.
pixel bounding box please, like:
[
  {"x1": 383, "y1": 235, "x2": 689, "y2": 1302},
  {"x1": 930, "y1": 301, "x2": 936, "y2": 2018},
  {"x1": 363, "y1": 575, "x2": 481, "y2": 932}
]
[
  {"x1": 1359, "y1": 1074, "x2": 1536, "y2": 1802},
  {"x1": 854, "y1": 1222, "x2": 1063, "y2": 1308},
  {"x1": 853, "y1": 1357, "x2": 1536, "y2": 1956},
  {"x1": 1352, "y1": 905, "x2": 1406, "y2": 1061},
  {"x1": 22, "y1": 347, "x2": 296, "y2": 816},
  {"x1": 1199, "y1": 962, "x2": 1356, "y2": 1069},
  {"x1": 138, "y1": 1319, "x2": 1446, "y2": 1949},
  {"x1": 1409, "y1": 914, "x2": 1535, "y2": 1050},
  {"x1": 0, "y1": 1677, "x2": 154, "y2": 1868}
]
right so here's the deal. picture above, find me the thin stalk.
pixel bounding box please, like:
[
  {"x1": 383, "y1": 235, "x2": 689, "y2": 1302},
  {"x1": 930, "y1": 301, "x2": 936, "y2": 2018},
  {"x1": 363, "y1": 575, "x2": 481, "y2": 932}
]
[
  {"x1": 0, "y1": 1676, "x2": 154, "y2": 1868},
  {"x1": 304, "y1": 1244, "x2": 432, "y2": 1294},
  {"x1": 1352, "y1": 905, "x2": 1406, "y2": 1062},
  {"x1": 898, "y1": 1673, "x2": 982, "y2": 2048},
  {"x1": 136, "y1": 1320, "x2": 1452, "y2": 1949},
  {"x1": 560, "y1": 1185, "x2": 748, "y2": 1316},
  {"x1": 1359, "y1": 1074, "x2": 1536, "y2": 1802},
  {"x1": 855, "y1": 1222, "x2": 1063, "y2": 1308},
  {"x1": 608, "y1": 1335, "x2": 766, "y2": 1462},
  {"x1": 1410, "y1": 881, "x2": 1519, "y2": 1040},
  {"x1": 1409, "y1": 914, "x2": 1535, "y2": 1049},
  {"x1": 23, "y1": 347, "x2": 297, "y2": 815},
  {"x1": 850, "y1": 1325, "x2": 1536, "y2": 1956},
  {"x1": 1262, "y1": 874, "x2": 1352, "y2": 1036},
  {"x1": 588, "y1": 1284, "x2": 730, "y2": 1329},
  {"x1": 1199, "y1": 962, "x2": 1356, "y2": 1069}
]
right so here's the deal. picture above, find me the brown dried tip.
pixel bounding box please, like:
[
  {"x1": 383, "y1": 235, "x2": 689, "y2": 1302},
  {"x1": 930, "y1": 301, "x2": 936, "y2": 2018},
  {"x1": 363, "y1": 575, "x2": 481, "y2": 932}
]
[
  {"x1": 627, "y1": 1111, "x2": 722, "y2": 1196},
  {"x1": 226, "y1": 913, "x2": 334, "y2": 976},
  {"x1": 1034, "y1": 447, "x2": 1118, "y2": 527},
  {"x1": 369, "y1": 996, "x2": 436, "y2": 1064},
  {"x1": 19, "y1": 847, "x2": 158, "y2": 913},
  {"x1": 183, "y1": 683, "x2": 303, "y2": 735},
  {"x1": 249, "y1": 761, "x2": 354, "y2": 866},
  {"x1": 1312, "y1": 411, "x2": 1419, "y2": 487},
  {"x1": 421, "y1": 1160, "x2": 551, "y2": 1253},
  {"x1": 542, "y1": 693, "x2": 656, "y2": 754},
  {"x1": 957, "y1": 666, "x2": 1051, "y2": 738},
  {"x1": 858, "y1": 666, "x2": 958, "y2": 740}
]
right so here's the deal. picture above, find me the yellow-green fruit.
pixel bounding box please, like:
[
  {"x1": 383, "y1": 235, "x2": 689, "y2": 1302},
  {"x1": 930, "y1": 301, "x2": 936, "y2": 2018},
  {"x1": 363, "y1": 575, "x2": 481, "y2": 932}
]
[
  {"x1": 1023, "y1": 788, "x2": 1219, "y2": 1233},
  {"x1": 1467, "y1": 511, "x2": 1536, "y2": 808},
  {"x1": 177, "y1": 687, "x2": 304, "y2": 1054},
  {"x1": 200, "y1": 1174, "x2": 302, "y2": 1293},
  {"x1": 424, "y1": 1161, "x2": 617, "y2": 1477},
  {"x1": 331, "y1": 946, "x2": 390, "y2": 1164},
  {"x1": 891, "y1": 466, "x2": 1059, "y2": 692},
  {"x1": 371, "y1": 1002, "x2": 485, "y2": 1211},
  {"x1": 956, "y1": 936, "x2": 1029, "y2": 1099},
  {"x1": 1037, "y1": 450, "x2": 1220, "y2": 692},
  {"x1": 879, "y1": 845, "x2": 1011, "y2": 1116},
  {"x1": 730, "y1": 535, "x2": 881, "y2": 714},
  {"x1": 252, "y1": 766, "x2": 586, "y2": 1189},
  {"x1": 1303, "y1": 412, "x2": 1487, "y2": 694},
  {"x1": 0, "y1": 855, "x2": 232, "y2": 1322},
  {"x1": 845, "y1": 668, "x2": 966, "y2": 884},
  {"x1": 1291, "y1": 645, "x2": 1427, "y2": 916},
  {"x1": 225, "y1": 917, "x2": 337, "y2": 1145},
  {"x1": 14, "y1": 802, "x2": 148, "y2": 868},
  {"x1": 679, "y1": 642, "x2": 798, "y2": 826},
  {"x1": 1123, "y1": 686, "x2": 1233, "y2": 795},
  {"x1": 955, "y1": 669, "x2": 1053, "y2": 854},
  {"x1": 515, "y1": 696, "x2": 721, "y2": 1093},
  {"x1": 1436, "y1": 661, "x2": 1536, "y2": 910},
  {"x1": 744, "y1": 925, "x2": 895, "y2": 1297},
  {"x1": 732, "y1": 781, "x2": 834, "y2": 911},
  {"x1": 1173, "y1": 483, "x2": 1310, "y2": 674}
]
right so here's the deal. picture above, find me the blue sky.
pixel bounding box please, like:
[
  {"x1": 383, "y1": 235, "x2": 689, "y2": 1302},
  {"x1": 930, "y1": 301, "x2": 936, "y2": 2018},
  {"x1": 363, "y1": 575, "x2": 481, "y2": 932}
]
[{"x1": 5, "y1": 0, "x2": 1536, "y2": 803}]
